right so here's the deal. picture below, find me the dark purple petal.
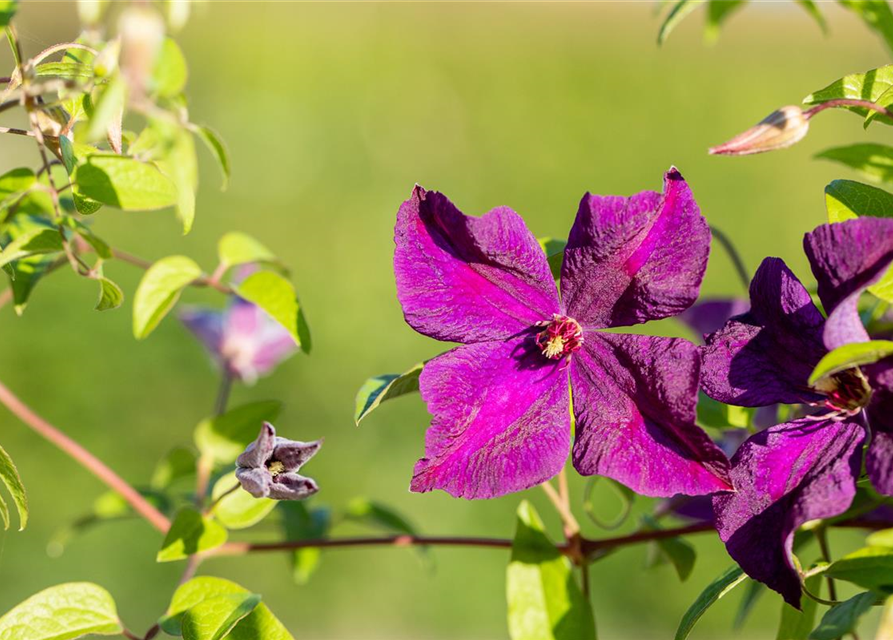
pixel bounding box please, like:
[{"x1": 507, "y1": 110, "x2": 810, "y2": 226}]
[
  {"x1": 273, "y1": 438, "x2": 322, "y2": 472},
  {"x1": 804, "y1": 218, "x2": 893, "y2": 349},
  {"x1": 236, "y1": 467, "x2": 271, "y2": 498},
  {"x1": 659, "y1": 495, "x2": 715, "y2": 524},
  {"x1": 561, "y1": 168, "x2": 710, "y2": 328},
  {"x1": 180, "y1": 306, "x2": 225, "y2": 356},
  {"x1": 412, "y1": 337, "x2": 570, "y2": 499},
  {"x1": 268, "y1": 473, "x2": 319, "y2": 500},
  {"x1": 712, "y1": 418, "x2": 864, "y2": 608},
  {"x1": 866, "y1": 361, "x2": 893, "y2": 495},
  {"x1": 571, "y1": 333, "x2": 732, "y2": 497},
  {"x1": 237, "y1": 422, "x2": 276, "y2": 469},
  {"x1": 677, "y1": 298, "x2": 749, "y2": 341},
  {"x1": 394, "y1": 186, "x2": 560, "y2": 343},
  {"x1": 701, "y1": 258, "x2": 826, "y2": 407}
]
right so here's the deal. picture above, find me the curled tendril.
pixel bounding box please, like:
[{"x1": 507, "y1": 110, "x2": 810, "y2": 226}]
[{"x1": 582, "y1": 477, "x2": 635, "y2": 531}]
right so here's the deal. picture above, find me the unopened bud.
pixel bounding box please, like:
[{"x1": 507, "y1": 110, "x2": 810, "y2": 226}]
[
  {"x1": 118, "y1": 6, "x2": 165, "y2": 97},
  {"x1": 709, "y1": 106, "x2": 810, "y2": 157}
]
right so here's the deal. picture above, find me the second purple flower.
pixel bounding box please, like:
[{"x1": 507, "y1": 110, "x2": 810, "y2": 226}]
[{"x1": 394, "y1": 168, "x2": 732, "y2": 500}]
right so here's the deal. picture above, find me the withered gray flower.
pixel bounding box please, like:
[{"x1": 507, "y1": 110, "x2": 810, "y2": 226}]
[{"x1": 236, "y1": 423, "x2": 321, "y2": 500}]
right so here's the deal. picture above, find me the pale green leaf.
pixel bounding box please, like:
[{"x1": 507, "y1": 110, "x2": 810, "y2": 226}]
[
  {"x1": 0, "y1": 1, "x2": 17, "y2": 28},
  {"x1": 344, "y1": 497, "x2": 421, "y2": 538},
  {"x1": 152, "y1": 38, "x2": 188, "y2": 98},
  {"x1": 816, "y1": 143, "x2": 893, "y2": 184},
  {"x1": 825, "y1": 179, "x2": 893, "y2": 221},
  {"x1": 182, "y1": 594, "x2": 261, "y2": 640},
  {"x1": 132, "y1": 255, "x2": 202, "y2": 339},
  {"x1": 776, "y1": 573, "x2": 820, "y2": 639},
  {"x1": 211, "y1": 472, "x2": 275, "y2": 530},
  {"x1": 218, "y1": 232, "x2": 276, "y2": 269},
  {"x1": 157, "y1": 508, "x2": 228, "y2": 562},
  {"x1": 876, "y1": 594, "x2": 893, "y2": 640},
  {"x1": 867, "y1": 527, "x2": 893, "y2": 546},
  {"x1": 74, "y1": 154, "x2": 178, "y2": 211},
  {"x1": 161, "y1": 577, "x2": 294, "y2": 640},
  {"x1": 235, "y1": 270, "x2": 310, "y2": 353},
  {"x1": 507, "y1": 501, "x2": 596, "y2": 640},
  {"x1": 191, "y1": 124, "x2": 231, "y2": 190},
  {"x1": 795, "y1": 0, "x2": 827, "y2": 32},
  {"x1": 280, "y1": 502, "x2": 330, "y2": 585},
  {"x1": 809, "y1": 591, "x2": 876, "y2": 640},
  {"x1": 804, "y1": 64, "x2": 893, "y2": 125},
  {"x1": 0, "y1": 444, "x2": 27, "y2": 530},
  {"x1": 809, "y1": 340, "x2": 893, "y2": 384},
  {"x1": 0, "y1": 167, "x2": 36, "y2": 211},
  {"x1": 0, "y1": 582, "x2": 122, "y2": 640},
  {"x1": 658, "y1": 0, "x2": 705, "y2": 45},
  {"x1": 675, "y1": 565, "x2": 747, "y2": 640},
  {"x1": 826, "y1": 546, "x2": 893, "y2": 591},
  {"x1": 0, "y1": 226, "x2": 63, "y2": 269},
  {"x1": 354, "y1": 362, "x2": 423, "y2": 425},
  {"x1": 34, "y1": 61, "x2": 93, "y2": 81},
  {"x1": 95, "y1": 277, "x2": 123, "y2": 311},
  {"x1": 705, "y1": 0, "x2": 746, "y2": 43},
  {"x1": 151, "y1": 446, "x2": 197, "y2": 490},
  {"x1": 84, "y1": 74, "x2": 126, "y2": 144},
  {"x1": 194, "y1": 400, "x2": 283, "y2": 464},
  {"x1": 838, "y1": 0, "x2": 893, "y2": 56}
]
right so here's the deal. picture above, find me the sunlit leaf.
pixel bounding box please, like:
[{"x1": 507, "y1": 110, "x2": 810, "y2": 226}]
[
  {"x1": 658, "y1": 0, "x2": 705, "y2": 45},
  {"x1": 84, "y1": 74, "x2": 126, "y2": 144},
  {"x1": 776, "y1": 572, "x2": 820, "y2": 639},
  {"x1": 191, "y1": 124, "x2": 231, "y2": 190},
  {"x1": 809, "y1": 591, "x2": 876, "y2": 640},
  {"x1": 675, "y1": 565, "x2": 747, "y2": 640},
  {"x1": 151, "y1": 446, "x2": 197, "y2": 489},
  {"x1": 795, "y1": 0, "x2": 827, "y2": 32},
  {"x1": 705, "y1": 0, "x2": 746, "y2": 43},
  {"x1": 194, "y1": 400, "x2": 283, "y2": 464},
  {"x1": 0, "y1": 225, "x2": 63, "y2": 269},
  {"x1": 354, "y1": 362, "x2": 423, "y2": 425},
  {"x1": 804, "y1": 64, "x2": 893, "y2": 125},
  {"x1": 152, "y1": 38, "x2": 188, "y2": 98},
  {"x1": 825, "y1": 179, "x2": 893, "y2": 221},
  {"x1": 235, "y1": 270, "x2": 310, "y2": 353},
  {"x1": 826, "y1": 546, "x2": 893, "y2": 591},
  {"x1": 132, "y1": 255, "x2": 202, "y2": 339},
  {"x1": 211, "y1": 472, "x2": 276, "y2": 530},
  {"x1": 0, "y1": 444, "x2": 27, "y2": 530},
  {"x1": 0, "y1": 1, "x2": 17, "y2": 28},
  {"x1": 0, "y1": 167, "x2": 36, "y2": 211},
  {"x1": 816, "y1": 143, "x2": 893, "y2": 184},
  {"x1": 74, "y1": 154, "x2": 178, "y2": 211},
  {"x1": 95, "y1": 276, "x2": 123, "y2": 311},
  {"x1": 218, "y1": 232, "x2": 276, "y2": 269},
  {"x1": 809, "y1": 340, "x2": 893, "y2": 384},
  {"x1": 157, "y1": 508, "x2": 228, "y2": 562},
  {"x1": 838, "y1": 0, "x2": 893, "y2": 56},
  {"x1": 182, "y1": 593, "x2": 262, "y2": 640},
  {"x1": 0, "y1": 582, "x2": 122, "y2": 639}
]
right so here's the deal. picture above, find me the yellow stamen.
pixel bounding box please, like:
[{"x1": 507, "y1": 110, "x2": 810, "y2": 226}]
[
  {"x1": 268, "y1": 460, "x2": 286, "y2": 477},
  {"x1": 542, "y1": 336, "x2": 566, "y2": 359}
]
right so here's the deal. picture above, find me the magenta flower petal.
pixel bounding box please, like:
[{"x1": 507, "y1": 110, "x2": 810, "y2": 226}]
[
  {"x1": 411, "y1": 338, "x2": 570, "y2": 499},
  {"x1": 712, "y1": 418, "x2": 864, "y2": 608},
  {"x1": 701, "y1": 258, "x2": 826, "y2": 407},
  {"x1": 804, "y1": 218, "x2": 893, "y2": 349},
  {"x1": 677, "y1": 298, "x2": 749, "y2": 341},
  {"x1": 570, "y1": 333, "x2": 731, "y2": 497},
  {"x1": 865, "y1": 362, "x2": 893, "y2": 495},
  {"x1": 394, "y1": 186, "x2": 560, "y2": 343},
  {"x1": 561, "y1": 168, "x2": 710, "y2": 329}
]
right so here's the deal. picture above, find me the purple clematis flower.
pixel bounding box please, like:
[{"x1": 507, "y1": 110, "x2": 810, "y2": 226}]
[
  {"x1": 678, "y1": 298, "x2": 750, "y2": 341},
  {"x1": 700, "y1": 216, "x2": 893, "y2": 607},
  {"x1": 393, "y1": 168, "x2": 732, "y2": 500},
  {"x1": 236, "y1": 423, "x2": 322, "y2": 500},
  {"x1": 180, "y1": 298, "x2": 297, "y2": 384}
]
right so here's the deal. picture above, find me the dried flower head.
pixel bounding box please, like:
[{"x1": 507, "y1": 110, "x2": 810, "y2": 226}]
[{"x1": 235, "y1": 423, "x2": 322, "y2": 501}]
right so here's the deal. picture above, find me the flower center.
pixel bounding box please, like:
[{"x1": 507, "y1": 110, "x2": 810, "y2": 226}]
[
  {"x1": 812, "y1": 368, "x2": 873, "y2": 415},
  {"x1": 535, "y1": 314, "x2": 583, "y2": 360},
  {"x1": 267, "y1": 460, "x2": 286, "y2": 477}
]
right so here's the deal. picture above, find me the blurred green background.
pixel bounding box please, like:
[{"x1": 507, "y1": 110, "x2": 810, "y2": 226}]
[{"x1": 0, "y1": 2, "x2": 889, "y2": 638}]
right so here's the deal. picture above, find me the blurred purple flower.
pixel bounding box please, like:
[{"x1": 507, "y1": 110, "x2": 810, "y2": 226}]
[
  {"x1": 180, "y1": 298, "x2": 297, "y2": 384},
  {"x1": 236, "y1": 422, "x2": 321, "y2": 500},
  {"x1": 678, "y1": 298, "x2": 749, "y2": 341},
  {"x1": 394, "y1": 168, "x2": 732, "y2": 500},
  {"x1": 700, "y1": 217, "x2": 893, "y2": 607}
]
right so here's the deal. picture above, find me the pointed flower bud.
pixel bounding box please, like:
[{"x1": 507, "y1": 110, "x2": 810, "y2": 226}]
[{"x1": 709, "y1": 106, "x2": 810, "y2": 157}]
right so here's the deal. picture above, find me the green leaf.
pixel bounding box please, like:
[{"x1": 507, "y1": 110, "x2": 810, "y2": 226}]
[
  {"x1": 816, "y1": 143, "x2": 893, "y2": 185},
  {"x1": 235, "y1": 270, "x2": 310, "y2": 353},
  {"x1": 157, "y1": 508, "x2": 228, "y2": 562},
  {"x1": 804, "y1": 64, "x2": 893, "y2": 125},
  {"x1": 675, "y1": 565, "x2": 747, "y2": 640},
  {"x1": 837, "y1": 0, "x2": 893, "y2": 56},
  {"x1": 194, "y1": 400, "x2": 283, "y2": 464},
  {"x1": 0, "y1": 1, "x2": 17, "y2": 28},
  {"x1": 182, "y1": 593, "x2": 262, "y2": 640},
  {"x1": 0, "y1": 444, "x2": 27, "y2": 530},
  {"x1": 152, "y1": 38, "x2": 188, "y2": 98},
  {"x1": 0, "y1": 226, "x2": 63, "y2": 269},
  {"x1": 132, "y1": 255, "x2": 202, "y2": 339},
  {"x1": 642, "y1": 516, "x2": 695, "y2": 581},
  {"x1": 74, "y1": 154, "x2": 178, "y2": 211},
  {"x1": 34, "y1": 61, "x2": 93, "y2": 81},
  {"x1": 877, "y1": 595, "x2": 893, "y2": 640},
  {"x1": 191, "y1": 124, "x2": 231, "y2": 190},
  {"x1": 825, "y1": 179, "x2": 893, "y2": 222},
  {"x1": 795, "y1": 0, "x2": 827, "y2": 32},
  {"x1": 211, "y1": 472, "x2": 276, "y2": 530},
  {"x1": 776, "y1": 573, "x2": 820, "y2": 639},
  {"x1": 8, "y1": 253, "x2": 57, "y2": 316},
  {"x1": 161, "y1": 577, "x2": 294, "y2": 640},
  {"x1": 218, "y1": 232, "x2": 276, "y2": 269},
  {"x1": 0, "y1": 167, "x2": 36, "y2": 211},
  {"x1": 538, "y1": 237, "x2": 567, "y2": 280},
  {"x1": 658, "y1": 0, "x2": 705, "y2": 45},
  {"x1": 867, "y1": 83, "x2": 893, "y2": 127},
  {"x1": 809, "y1": 340, "x2": 893, "y2": 384},
  {"x1": 0, "y1": 582, "x2": 122, "y2": 640},
  {"x1": 344, "y1": 497, "x2": 422, "y2": 538},
  {"x1": 60, "y1": 216, "x2": 111, "y2": 258},
  {"x1": 354, "y1": 362, "x2": 423, "y2": 425},
  {"x1": 507, "y1": 501, "x2": 596, "y2": 640},
  {"x1": 705, "y1": 0, "x2": 746, "y2": 43},
  {"x1": 58, "y1": 138, "x2": 103, "y2": 215},
  {"x1": 95, "y1": 276, "x2": 123, "y2": 311},
  {"x1": 696, "y1": 391, "x2": 753, "y2": 429},
  {"x1": 280, "y1": 502, "x2": 330, "y2": 585},
  {"x1": 868, "y1": 526, "x2": 893, "y2": 546},
  {"x1": 809, "y1": 591, "x2": 876, "y2": 640},
  {"x1": 84, "y1": 74, "x2": 126, "y2": 144},
  {"x1": 734, "y1": 580, "x2": 764, "y2": 630},
  {"x1": 826, "y1": 546, "x2": 893, "y2": 591},
  {"x1": 151, "y1": 446, "x2": 197, "y2": 490}
]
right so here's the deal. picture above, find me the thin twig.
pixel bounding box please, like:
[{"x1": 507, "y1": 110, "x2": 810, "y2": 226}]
[
  {"x1": 816, "y1": 527, "x2": 838, "y2": 601},
  {"x1": 0, "y1": 379, "x2": 171, "y2": 533},
  {"x1": 112, "y1": 248, "x2": 234, "y2": 295},
  {"x1": 214, "y1": 535, "x2": 517, "y2": 556},
  {"x1": 542, "y1": 480, "x2": 580, "y2": 535},
  {"x1": 804, "y1": 98, "x2": 893, "y2": 121}
]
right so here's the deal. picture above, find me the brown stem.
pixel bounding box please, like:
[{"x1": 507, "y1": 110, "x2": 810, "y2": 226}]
[
  {"x1": 214, "y1": 535, "x2": 516, "y2": 556},
  {"x1": 112, "y1": 248, "x2": 234, "y2": 295},
  {"x1": 581, "y1": 522, "x2": 715, "y2": 557},
  {"x1": 0, "y1": 379, "x2": 171, "y2": 533},
  {"x1": 804, "y1": 98, "x2": 893, "y2": 121}
]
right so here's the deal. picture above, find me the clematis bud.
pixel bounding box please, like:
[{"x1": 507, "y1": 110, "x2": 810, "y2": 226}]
[
  {"x1": 118, "y1": 6, "x2": 165, "y2": 97},
  {"x1": 235, "y1": 423, "x2": 321, "y2": 501},
  {"x1": 709, "y1": 106, "x2": 810, "y2": 156}
]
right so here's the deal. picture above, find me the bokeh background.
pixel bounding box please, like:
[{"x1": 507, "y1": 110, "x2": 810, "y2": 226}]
[{"x1": 0, "y1": 2, "x2": 888, "y2": 638}]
